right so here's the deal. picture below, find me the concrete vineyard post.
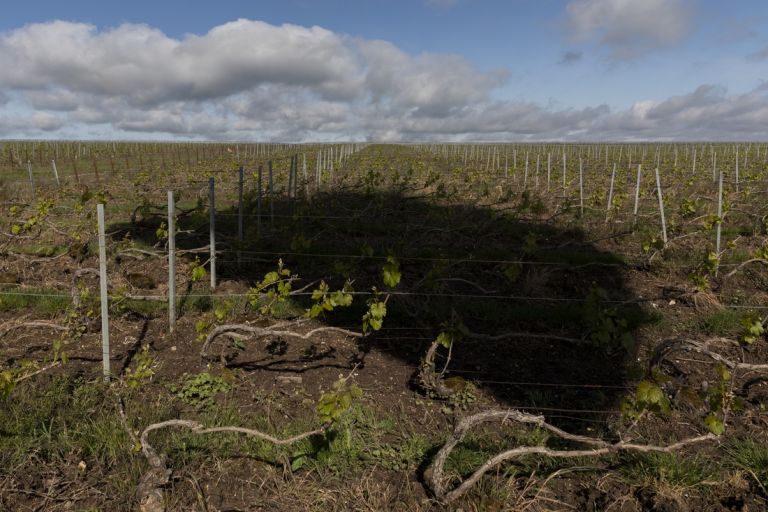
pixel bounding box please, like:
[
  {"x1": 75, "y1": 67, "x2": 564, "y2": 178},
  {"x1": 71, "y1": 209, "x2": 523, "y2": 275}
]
[
  {"x1": 288, "y1": 155, "x2": 294, "y2": 200},
  {"x1": 27, "y1": 161, "x2": 36, "y2": 202},
  {"x1": 735, "y1": 146, "x2": 740, "y2": 194},
  {"x1": 547, "y1": 153, "x2": 551, "y2": 191},
  {"x1": 692, "y1": 148, "x2": 697, "y2": 175},
  {"x1": 97, "y1": 203, "x2": 111, "y2": 382},
  {"x1": 633, "y1": 164, "x2": 643, "y2": 224},
  {"x1": 208, "y1": 177, "x2": 217, "y2": 291},
  {"x1": 562, "y1": 153, "x2": 566, "y2": 190},
  {"x1": 238, "y1": 165, "x2": 244, "y2": 242},
  {"x1": 268, "y1": 160, "x2": 274, "y2": 228},
  {"x1": 654, "y1": 167, "x2": 668, "y2": 244},
  {"x1": 257, "y1": 163, "x2": 263, "y2": 234},
  {"x1": 579, "y1": 158, "x2": 584, "y2": 216},
  {"x1": 303, "y1": 154, "x2": 309, "y2": 200},
  {"x1": 606, "y1": 162, "x2": 616, "y2": 223},
  {"x1": 524, "y1": 153, "x2": 528, "y2": 189},
  {"x1": 716, "y1": 167, "x2": 724, "y2": 257},
  {"x1": 238, "y1": 166, "x2": 244, "y2": 268},
  {"x1": 51, "y1": 160, "x2": 60, "y2": 187},
  {"x1": 168, "y1": 191, "x2": 176, "y2": 331},
  {"x1": 293, "y1": 155, "x2": 299, "y2": 201}
]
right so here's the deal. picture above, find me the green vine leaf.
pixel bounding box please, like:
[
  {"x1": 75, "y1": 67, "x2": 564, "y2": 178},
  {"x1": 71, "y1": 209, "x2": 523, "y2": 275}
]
[
  {"x1": 0, "y1": 370, "x2": 15, "y2": 400},
  {"x1": 741, "y1": 312, "x2": 765, "y2": 345},
  {"x1": 306, "y1": 281, "x2": 354, "y2": 319},
  {"x1": 634, "y1": 380, "x2": 671, "y2": 415},
  {"x1": 362, "y1": 299, "x2": 387, "y2": 334},
  {"x1": 382, "y1": 256, "x2": 401, "y2": 288},
  {"x1": 436, "y1": 332, "x2": 453, "y2": 349},
  {"x1": 190, "y1": 257, "x2": 207, "y2": 282},
  {"x1": 704, "y1": 413, "x2": 725, "y2": 435},
  {"x1": 316, "y1": 377, "x2": 363, "y2": 424}
]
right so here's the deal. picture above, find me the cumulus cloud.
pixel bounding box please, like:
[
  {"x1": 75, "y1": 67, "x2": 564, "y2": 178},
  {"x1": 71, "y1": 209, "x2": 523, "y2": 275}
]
[
  {"x1": 589, "y1": 84, "x2": 768, "y2": 140},
  {"x1": 0, "y1": 20, "x2": 363, "y2": 105},
  {"x1": 358, "y1": 39, "x2": 506, "y2": 117},
  {"x1": 0, "y1": 18, "x2": 766, "y2": 141},
  {"x1": 565, "y1": 0, "x2": 693, "y2": 60},
  {"x1": 0, "y1": 112, "x2": 65, "y2": 136}
]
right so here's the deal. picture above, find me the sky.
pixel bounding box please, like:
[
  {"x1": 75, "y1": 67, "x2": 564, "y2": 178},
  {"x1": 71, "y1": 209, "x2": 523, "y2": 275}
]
[{"x1": 0, "y1": 0, "x2": 767, "y2": 141}]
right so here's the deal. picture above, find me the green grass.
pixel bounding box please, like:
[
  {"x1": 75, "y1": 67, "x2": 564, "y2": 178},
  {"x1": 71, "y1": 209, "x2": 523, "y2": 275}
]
[
  {"x1": 618, "y1": 452, "x2": 716, "y2": 491},
  {"x1": 0, "y1": 375, "x2": 138, "y2": 477},
  {"x1": 116, "y1": 297, "x2": 167, "y2": 317},
  {"x1": 701, "y1": 309, "x2": 743, "y2": 336},
  {"x1": 8, "y1": 243, "x2": 69, "y2": 257},
  {"x1": 723, "y1": 439, "x2": 768, "y2": 493},
  {"x1": 0, "y1": 287, "x2": 70, "y2": 315}
]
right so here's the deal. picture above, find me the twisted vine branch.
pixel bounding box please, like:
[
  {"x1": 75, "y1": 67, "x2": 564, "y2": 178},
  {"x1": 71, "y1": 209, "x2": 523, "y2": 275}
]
[
  {"x1": 200, "y1": 321, "x2": 363, "y2": 359},
  {"x1": 650, "y1": 338, "x2": 768, "y2": 373},
  {"x1": 424, "y1": 409, "x2": 716, "y2": 504},
  {"x1": 135, "y1": 417, "x2": 330, "y2": 512},
  {"x1": 0, "y1": 319, "x2": 68, "y2": 341}
]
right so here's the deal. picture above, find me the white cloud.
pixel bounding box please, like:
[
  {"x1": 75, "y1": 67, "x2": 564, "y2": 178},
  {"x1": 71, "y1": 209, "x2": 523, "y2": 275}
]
[
  {"x1": 589, "y1": 85, "x2": 768, "y2": 139},
  {"x1": 0, "y1": 20, "x2": 363, "y2": 105},
  {"x1": 358, "y1": 39, "x2": 506, "y2": 117},
  {"x1": 0, "y1": 19, "x2": 512, "y2": 140},
  {"x1": 0, "y1": 111, "x2": 65, "y2": 136},
  {"x1": 565, "y1": 0, "x2": 693, "y2": 60},
  {"x1": 0, "y1": 18, "x2": 766, "y2": 141}
]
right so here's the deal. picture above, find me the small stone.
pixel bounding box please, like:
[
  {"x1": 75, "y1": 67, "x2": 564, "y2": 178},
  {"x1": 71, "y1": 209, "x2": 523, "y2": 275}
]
[{"x1": 276, "y1": 375, "x2": 302, "y2": 385}]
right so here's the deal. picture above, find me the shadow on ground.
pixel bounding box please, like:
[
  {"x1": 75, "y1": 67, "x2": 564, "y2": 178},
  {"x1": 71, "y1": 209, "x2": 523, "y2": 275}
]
[{"x1": 113, "y1": 178, "x2": 651, "y2": 427}]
